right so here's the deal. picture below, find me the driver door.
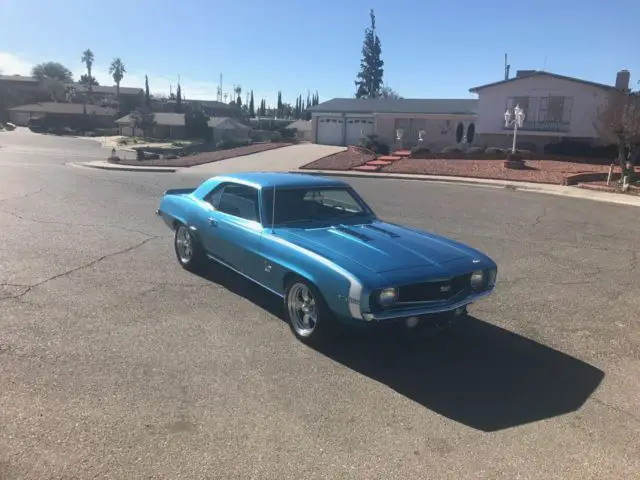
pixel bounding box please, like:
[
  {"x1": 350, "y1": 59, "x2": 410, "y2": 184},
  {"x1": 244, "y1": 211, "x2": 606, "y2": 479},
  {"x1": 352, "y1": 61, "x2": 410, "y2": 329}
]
[{"x1": 202, "y1": 182, "x2": 263, "y2": 279}]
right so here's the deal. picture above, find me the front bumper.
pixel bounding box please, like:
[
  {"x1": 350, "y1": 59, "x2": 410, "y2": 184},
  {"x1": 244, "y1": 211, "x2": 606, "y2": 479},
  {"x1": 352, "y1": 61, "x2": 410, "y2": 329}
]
[{"x1": 361, "y1": 288, "x2": 494, "y2": 322}]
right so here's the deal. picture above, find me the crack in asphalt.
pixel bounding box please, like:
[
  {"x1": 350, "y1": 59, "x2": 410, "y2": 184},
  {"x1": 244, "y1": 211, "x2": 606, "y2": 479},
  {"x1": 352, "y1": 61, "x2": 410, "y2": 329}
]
[
  {"x1": 531, "y1": 206, "x2": 550, "y2": 230},
  {"x1": 592, "y1": 397, "x2": 640, "y2": 425},
  {"x1": 0, "y1": 187, "x2": 43, "y2": 203},
  {"x1": 0, "y1": 208, "x2": 156, "y2": 237},
  {"x1": 1, "y1": 236, "x2": 161, "y2": 302}
]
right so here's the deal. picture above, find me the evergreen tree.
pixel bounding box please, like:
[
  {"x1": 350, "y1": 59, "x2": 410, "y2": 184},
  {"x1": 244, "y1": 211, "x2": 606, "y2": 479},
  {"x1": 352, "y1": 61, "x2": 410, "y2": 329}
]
[
  {"x1": 145, "y1": 75, "x2": 151, "y2": 107},
  {"x1": 175, "y1": 83, "x2": 183, "y2": 112},
  {"x1": 354, "y1": 9, "x2": 384, "y2": 99},
  {"x1": 313, "y1": 91, "x2": 319, "y2": 106},
  {"x1": 249, "y1": 90, "x2": 255, "y2": 117},
  {"x1": 306, "y1": 92, "x2": 311, "y2": 109},
  {"x1": 277, "y1": 91, "x2": 283, "y2": 118}
]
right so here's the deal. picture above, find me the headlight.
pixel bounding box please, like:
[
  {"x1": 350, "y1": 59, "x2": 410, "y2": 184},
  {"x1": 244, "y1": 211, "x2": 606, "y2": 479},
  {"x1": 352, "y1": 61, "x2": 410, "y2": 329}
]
[
  {"x1": 377, "y1": 288, "x2": 398, "y2": 307},
  {"x1": 470, "y1": 270, "x2": 484, "y2": 290}
]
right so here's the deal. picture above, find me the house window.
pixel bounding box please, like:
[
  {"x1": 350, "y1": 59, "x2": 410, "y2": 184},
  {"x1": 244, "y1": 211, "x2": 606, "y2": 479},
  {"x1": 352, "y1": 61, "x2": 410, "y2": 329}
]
[
  {"x1": 466, "y1": 123, "x2": 475, "y2": 143},
  {"x1": 455, "y1": 122, "x2": 464, "y2": 143}
]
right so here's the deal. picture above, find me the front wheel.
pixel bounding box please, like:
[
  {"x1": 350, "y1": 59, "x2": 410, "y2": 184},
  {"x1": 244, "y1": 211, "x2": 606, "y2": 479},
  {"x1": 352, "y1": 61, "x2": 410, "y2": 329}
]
[{"x1": 284, "y1": 278, "x2": 335, "y2": 345}]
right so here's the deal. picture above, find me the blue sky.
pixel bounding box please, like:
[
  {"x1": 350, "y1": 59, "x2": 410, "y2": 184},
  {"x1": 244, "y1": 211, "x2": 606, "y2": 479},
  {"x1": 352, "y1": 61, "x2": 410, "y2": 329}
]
[{"x1": 1, "y1": 0, "x2": 638, "y2": 106}]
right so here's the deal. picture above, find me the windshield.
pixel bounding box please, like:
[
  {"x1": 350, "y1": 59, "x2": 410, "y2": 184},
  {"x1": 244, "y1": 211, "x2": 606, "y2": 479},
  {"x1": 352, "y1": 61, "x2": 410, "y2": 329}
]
[{"x1": 261, "y1": 186, "x2": 373, "y2": 226}]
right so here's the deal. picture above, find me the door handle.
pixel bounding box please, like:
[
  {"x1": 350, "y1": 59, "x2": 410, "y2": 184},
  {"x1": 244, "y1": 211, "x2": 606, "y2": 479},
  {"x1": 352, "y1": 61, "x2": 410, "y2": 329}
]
[{"x1": 208, "y1": 217, "x2": 218, "y2": 227}]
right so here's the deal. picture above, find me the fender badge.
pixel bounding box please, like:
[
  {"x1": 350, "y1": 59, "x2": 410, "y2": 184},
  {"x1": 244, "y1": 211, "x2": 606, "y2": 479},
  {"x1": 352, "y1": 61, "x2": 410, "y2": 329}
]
[{"x1": 472, "y1": 259, "x2": 480, "y2": 263}]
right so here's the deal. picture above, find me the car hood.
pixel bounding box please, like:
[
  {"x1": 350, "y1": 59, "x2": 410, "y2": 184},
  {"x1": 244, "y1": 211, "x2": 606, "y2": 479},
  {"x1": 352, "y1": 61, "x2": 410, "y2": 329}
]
[{"x1": 277, "y1": 220, "x2": 486, "y2": 275}]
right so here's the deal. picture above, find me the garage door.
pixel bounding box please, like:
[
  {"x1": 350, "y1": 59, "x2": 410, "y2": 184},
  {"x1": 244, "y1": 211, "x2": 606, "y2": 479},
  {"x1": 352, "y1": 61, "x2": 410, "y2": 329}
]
[
  {"x1": 317, "y1": 118, "x2": 344, "y2": 146},
  {"x1": 346, "y1": 118, "x2": 374, "y2": 146}
]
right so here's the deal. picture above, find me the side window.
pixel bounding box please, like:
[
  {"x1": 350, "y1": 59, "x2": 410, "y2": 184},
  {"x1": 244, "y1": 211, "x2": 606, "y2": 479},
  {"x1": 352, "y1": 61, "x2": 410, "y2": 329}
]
[
  {"x1": 217, "y1": 184, "x2": 260, "y2": 222},
  {"x1": 204, "y1": 185, "x2": 225, "y2": 208}
]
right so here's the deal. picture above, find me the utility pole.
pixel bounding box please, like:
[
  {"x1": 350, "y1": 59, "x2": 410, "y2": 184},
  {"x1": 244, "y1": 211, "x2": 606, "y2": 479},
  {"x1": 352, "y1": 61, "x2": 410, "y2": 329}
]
[{"x1": 504, "y1": 53, "x2": 510, "y2": 80}]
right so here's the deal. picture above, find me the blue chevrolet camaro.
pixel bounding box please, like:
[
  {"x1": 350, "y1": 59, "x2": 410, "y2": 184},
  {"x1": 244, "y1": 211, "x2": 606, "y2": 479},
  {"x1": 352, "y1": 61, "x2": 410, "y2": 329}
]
[{"x1": 157, "y1": 172, "x2": 497, "y2": 344}]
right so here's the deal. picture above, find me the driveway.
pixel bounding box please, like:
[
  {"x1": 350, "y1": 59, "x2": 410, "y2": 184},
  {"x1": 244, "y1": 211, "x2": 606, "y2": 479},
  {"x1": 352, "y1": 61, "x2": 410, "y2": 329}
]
[
  {"x1": 0, "y1": 136, "x2": 639, "y2": 479},
  {"x1": 185, "y1": 143, "x2": 346, "y2": 174}
]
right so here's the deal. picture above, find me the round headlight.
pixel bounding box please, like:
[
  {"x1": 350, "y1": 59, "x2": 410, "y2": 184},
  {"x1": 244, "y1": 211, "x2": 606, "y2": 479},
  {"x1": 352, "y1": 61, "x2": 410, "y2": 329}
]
[
  {"x1": 378, "y1": 288, "x2": 398, "y2": 307},
  {"x1": 470, "y1": 271, "x2": 484, "y2": 290}
]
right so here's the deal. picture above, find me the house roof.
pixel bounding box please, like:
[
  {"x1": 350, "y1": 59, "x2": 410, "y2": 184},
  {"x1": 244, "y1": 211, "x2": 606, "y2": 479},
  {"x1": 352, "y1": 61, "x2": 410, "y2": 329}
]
[
  {"x1": 74, "y1": 84, "x2": 143, "y2": 96},
  {"x1": 469, "y1": 71, "x2": 616, "y2": 93},
  {"x1": 0, "y1": 74, "x2": 39, "y2": 83},
  {"x1": 115, "y1": 112, "x2": 251, "y2": 129},
  {"x1": 9, "y1": 102, "x2": 117, "y2": 116},
  {"x1": 285, "y1": 120, "x2": 312, "y2": 131},
  {"x1": 307, "y1": 98, "x2": 478, "y2": 115}
]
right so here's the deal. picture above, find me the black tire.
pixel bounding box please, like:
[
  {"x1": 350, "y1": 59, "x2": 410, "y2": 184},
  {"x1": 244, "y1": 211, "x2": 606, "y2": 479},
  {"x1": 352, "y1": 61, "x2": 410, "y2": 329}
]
[
  {"x1": 284, "y1": 277, "x2": 336, "y2": 345},
  {"x1": 173, "y1": 223, "x2": 206, "y2": 272}
]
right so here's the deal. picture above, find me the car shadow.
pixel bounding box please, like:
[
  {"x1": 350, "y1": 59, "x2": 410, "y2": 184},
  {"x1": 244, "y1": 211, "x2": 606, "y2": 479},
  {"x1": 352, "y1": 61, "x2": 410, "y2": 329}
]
[{"x1": 193, "y1": 265, "x2": 605, "y2": 432}]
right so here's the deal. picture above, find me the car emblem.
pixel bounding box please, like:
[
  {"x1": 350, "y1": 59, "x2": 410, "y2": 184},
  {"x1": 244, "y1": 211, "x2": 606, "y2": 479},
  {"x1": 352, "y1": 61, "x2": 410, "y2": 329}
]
[
  {"x1": 472, "y1": 259, "x2": 480, "y2": 263},
  {"x1": 440, "y1": 284, "x2": 451, "y2": 292}
]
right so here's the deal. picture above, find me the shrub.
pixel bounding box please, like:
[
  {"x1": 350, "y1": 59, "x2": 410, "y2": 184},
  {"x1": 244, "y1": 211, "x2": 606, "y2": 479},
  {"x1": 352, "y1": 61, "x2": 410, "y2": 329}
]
[
  {"x1": 270, "y1": 131, "x2": 283, "y2": 143},
  {"x1": 466, "y1": 146, "x2": 485, "y2": 155},
  {"x1": 517, "y1": 141, "x2": 537, "y2": 153},
  {"x1": 410, "y1": 145, "x2": 431, "y2": 158},
  {"x1": 485, "y1": 147, "x2": 504, "y2": 155},
  {"x1": 441, "y1": 146, "x2": 463, "y2": 154},
  {"x1": 279, "y1": 127, "x2": 297, "y2": 141},
  {"x1": 216, "y1": 139, "x2": 250, "y2": 150},
  {"x1": 506, "y1": 152, "x2": 523, "y2": 162},
  {"x1": 359, "y1": 134, "x2": 390, "y2": 155},
  {"x1": 543, "y1": 139, "x2": 617, "y2": 159}
]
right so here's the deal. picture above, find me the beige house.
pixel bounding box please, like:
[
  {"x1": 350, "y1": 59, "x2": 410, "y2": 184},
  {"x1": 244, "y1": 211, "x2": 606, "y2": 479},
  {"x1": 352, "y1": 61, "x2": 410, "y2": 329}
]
[
  {"x1": 469, "y1": 69, "x2": 630, "y2": 151},
  {"x1": 115, "y1": 112, "x2": 252, "y2": 142},
  {"x1": 307, "y1": 98, "x2": 477, "y2": 151},
  {"x1": 285, "y1": 119, "x2": 312, "y2": 141}
]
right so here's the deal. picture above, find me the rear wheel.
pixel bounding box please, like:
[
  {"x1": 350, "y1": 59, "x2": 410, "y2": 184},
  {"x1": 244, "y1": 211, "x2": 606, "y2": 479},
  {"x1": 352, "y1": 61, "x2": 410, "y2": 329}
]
[
  {"x1": 174, "y1": 224, "x2": 206, "y2": 272},
  {"x1": 284, "y1": 278, "x2": 335, "y2": 345}
]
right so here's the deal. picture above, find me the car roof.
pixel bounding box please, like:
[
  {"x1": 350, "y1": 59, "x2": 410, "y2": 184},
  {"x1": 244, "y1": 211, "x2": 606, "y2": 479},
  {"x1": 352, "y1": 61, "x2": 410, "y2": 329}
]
[{"x1": 213, "y1": 172, "x2": 348, "y2": 189}]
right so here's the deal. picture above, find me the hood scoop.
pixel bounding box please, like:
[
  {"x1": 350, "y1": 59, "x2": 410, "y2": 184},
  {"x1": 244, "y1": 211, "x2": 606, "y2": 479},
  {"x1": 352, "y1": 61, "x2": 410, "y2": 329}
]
[
  {"x1": 362, "y1": 224, "x2": 400, "y2": 238},
  {"x1": 331, "y1": 225, "x2": 373, "y2": 242}
]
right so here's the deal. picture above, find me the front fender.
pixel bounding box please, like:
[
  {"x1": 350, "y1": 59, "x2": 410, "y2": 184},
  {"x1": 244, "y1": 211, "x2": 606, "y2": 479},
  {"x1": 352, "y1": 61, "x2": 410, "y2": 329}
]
[{"x1": 260, "y1": 233, "x2": 366, "y2": 321}]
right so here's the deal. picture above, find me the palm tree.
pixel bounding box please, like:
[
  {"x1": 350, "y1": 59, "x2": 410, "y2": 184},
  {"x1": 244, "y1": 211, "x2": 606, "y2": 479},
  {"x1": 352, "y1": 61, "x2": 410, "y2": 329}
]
[
  {"x1": 109, "y1": 58, "x2": 126, "y2": 101},
  {"x1": 81, "y1": 48, "x2": 95, "y2": 92}
]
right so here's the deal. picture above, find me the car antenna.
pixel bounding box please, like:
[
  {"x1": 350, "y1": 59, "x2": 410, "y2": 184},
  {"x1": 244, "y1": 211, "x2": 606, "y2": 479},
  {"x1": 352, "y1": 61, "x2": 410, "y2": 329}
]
[{"x1": 271, "y1": 184, "x2": 276, "y2": 234}]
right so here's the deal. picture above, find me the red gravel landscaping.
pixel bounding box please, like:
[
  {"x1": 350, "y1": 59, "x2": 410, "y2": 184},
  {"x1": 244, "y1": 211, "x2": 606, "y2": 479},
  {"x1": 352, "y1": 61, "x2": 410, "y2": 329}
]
[
  {"x1": 380, "y1": 158, "x2": 616, "y2": 184},
  {"x1": 301, "y1": 147, "x2": 375, "y2": 170},
  {"x1": 115, "y1": 143, "x2": 292, "y2": 167}
]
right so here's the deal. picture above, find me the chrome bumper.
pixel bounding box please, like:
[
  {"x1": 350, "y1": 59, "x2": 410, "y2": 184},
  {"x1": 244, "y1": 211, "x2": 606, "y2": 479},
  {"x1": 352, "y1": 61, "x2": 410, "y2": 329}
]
[{"x1": 361, "y1": 288, "x2": 494, "y2": 322}]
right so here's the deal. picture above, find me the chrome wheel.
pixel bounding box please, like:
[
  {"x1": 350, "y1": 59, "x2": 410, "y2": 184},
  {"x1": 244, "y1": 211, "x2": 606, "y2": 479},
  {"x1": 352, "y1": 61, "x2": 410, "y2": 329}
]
[
  {"x1": 287, "y1": 283, "x2": 318, "y2": 337},
  {"x1": 175, "y1": 226, "x2": 193, "y2": 264}
]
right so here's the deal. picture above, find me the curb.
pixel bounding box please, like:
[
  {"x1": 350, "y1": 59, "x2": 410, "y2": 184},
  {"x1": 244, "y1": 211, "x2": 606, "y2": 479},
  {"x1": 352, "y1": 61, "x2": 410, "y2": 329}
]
[
  {"x1": 70, "y1": 162, "x2": 178, "y2": 173},
  {"x1": 294, "y1": 170, "x2": 640, "y2": 208},
  {"x1": 295, "y1": 170, "x2": 536, "y2": 190}
]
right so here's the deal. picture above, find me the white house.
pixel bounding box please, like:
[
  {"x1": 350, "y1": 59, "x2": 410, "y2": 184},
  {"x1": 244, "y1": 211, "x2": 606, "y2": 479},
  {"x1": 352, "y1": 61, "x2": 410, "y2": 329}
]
[
  {"x1": 309, "y1": 69, "x2": 631, "y2": 153},
  {"x1": 469, "y1": 69, "x2": 630, "y2": 151},
  {"x1": 306, "y1": 98, "x2": 478, "y2": 151}
]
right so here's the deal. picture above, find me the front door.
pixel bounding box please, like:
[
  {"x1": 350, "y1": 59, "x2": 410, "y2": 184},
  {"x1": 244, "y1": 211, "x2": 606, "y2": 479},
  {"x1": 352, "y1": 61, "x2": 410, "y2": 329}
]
[{"x1": 203, "y1": 182, "x2": 263, "y2": 278}]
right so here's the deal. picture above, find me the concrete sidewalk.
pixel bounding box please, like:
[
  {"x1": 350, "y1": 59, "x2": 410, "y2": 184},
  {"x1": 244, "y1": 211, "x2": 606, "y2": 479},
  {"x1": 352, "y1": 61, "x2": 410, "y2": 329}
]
[{"x1": 298, "y1": 169, "x2": 640, "y2": 208}]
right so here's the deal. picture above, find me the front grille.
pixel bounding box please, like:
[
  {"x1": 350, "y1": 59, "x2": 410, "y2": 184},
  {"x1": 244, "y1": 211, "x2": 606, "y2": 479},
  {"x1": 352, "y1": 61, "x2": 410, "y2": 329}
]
[{"x1": 397, "y1": 274, "x2": 470, "y2": 303}]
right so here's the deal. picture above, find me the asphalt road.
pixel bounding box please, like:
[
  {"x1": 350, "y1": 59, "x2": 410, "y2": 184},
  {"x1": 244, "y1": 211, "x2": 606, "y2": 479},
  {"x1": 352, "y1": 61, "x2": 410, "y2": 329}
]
[{"x1": 1, "y1": 130, "x2": 639, "y2": 479}]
